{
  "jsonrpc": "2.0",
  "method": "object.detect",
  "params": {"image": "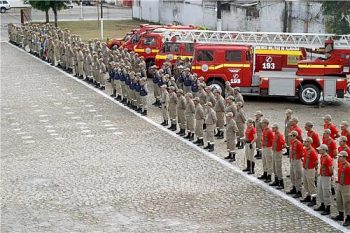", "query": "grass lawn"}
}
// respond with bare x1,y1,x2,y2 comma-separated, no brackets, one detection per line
56,20,143,42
